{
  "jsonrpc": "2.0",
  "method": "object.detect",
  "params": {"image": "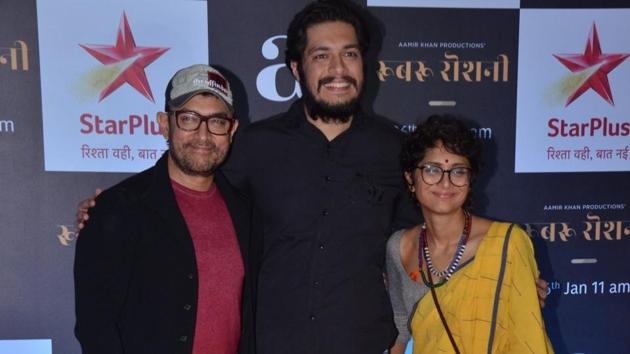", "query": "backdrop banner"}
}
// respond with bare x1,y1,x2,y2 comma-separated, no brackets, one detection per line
0,1,628,353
